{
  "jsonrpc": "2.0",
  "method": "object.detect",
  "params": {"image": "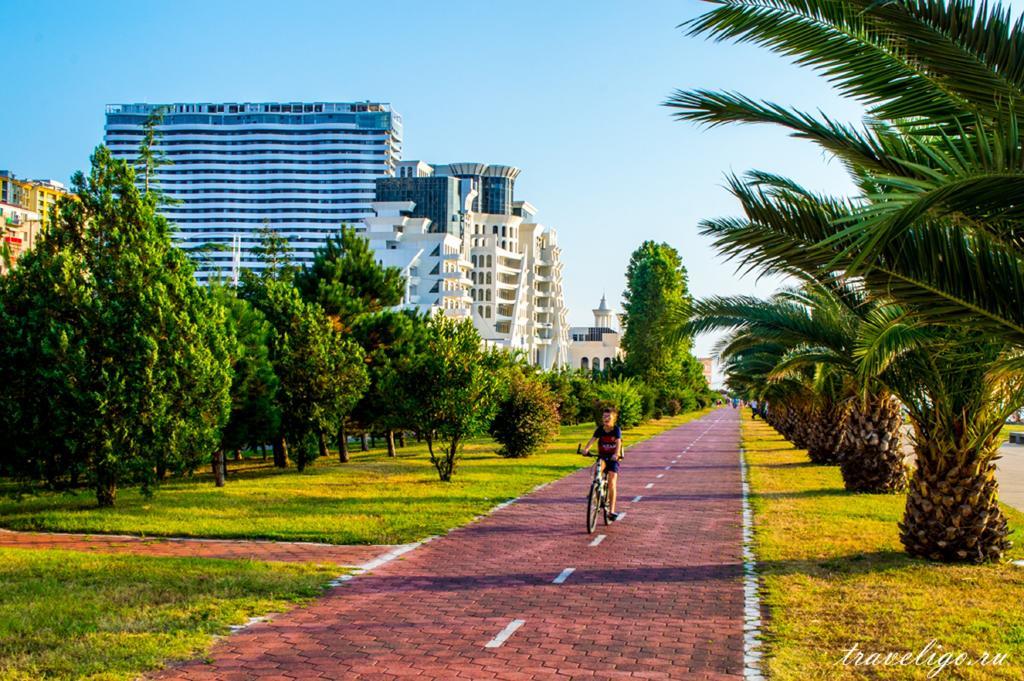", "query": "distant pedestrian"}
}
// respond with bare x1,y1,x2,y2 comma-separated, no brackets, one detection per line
750,399,759,420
